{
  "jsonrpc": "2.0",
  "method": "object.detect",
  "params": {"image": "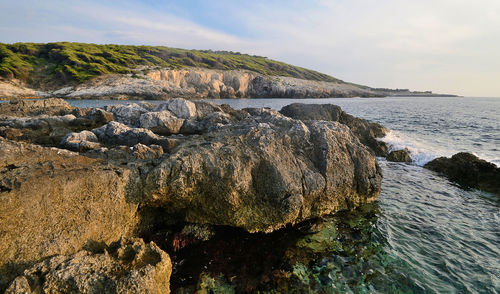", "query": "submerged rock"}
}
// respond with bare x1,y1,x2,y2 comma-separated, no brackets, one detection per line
142,108,382,232
387,149,412,163
424,152,500,194
279,103,389,156
5,238,172,294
